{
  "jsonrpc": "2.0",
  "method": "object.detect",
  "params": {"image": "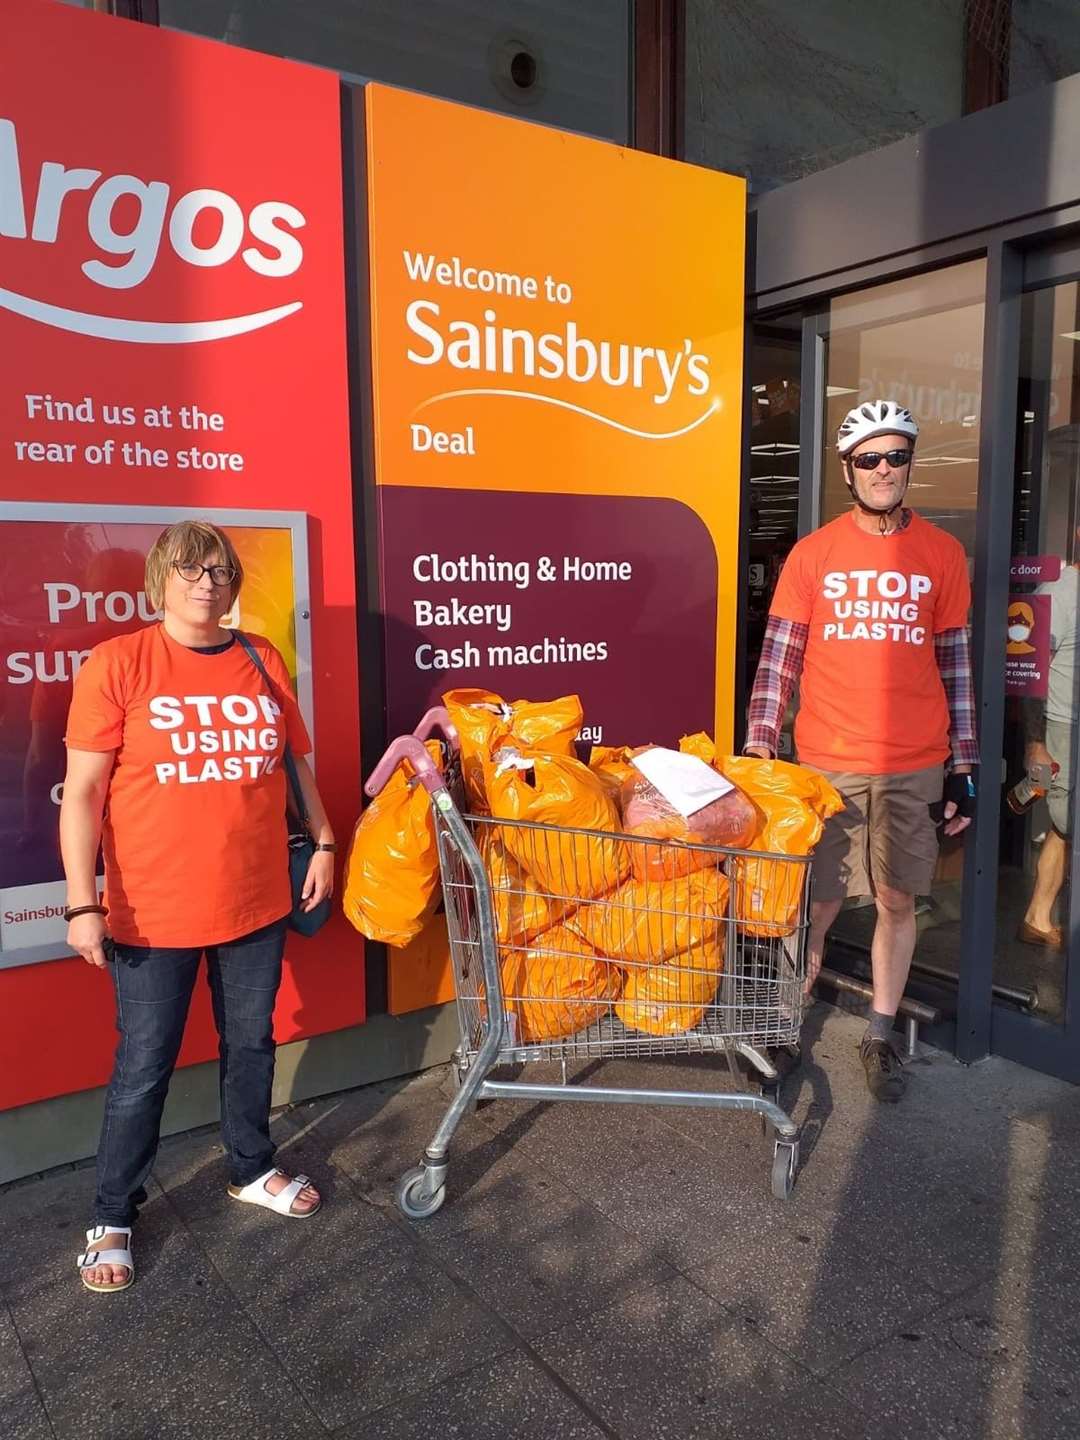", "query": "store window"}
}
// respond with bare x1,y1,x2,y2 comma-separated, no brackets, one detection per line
746,312,802,726
684,0,965,192
158,0,631,142
822,261,987,554
1010,0,1080,98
